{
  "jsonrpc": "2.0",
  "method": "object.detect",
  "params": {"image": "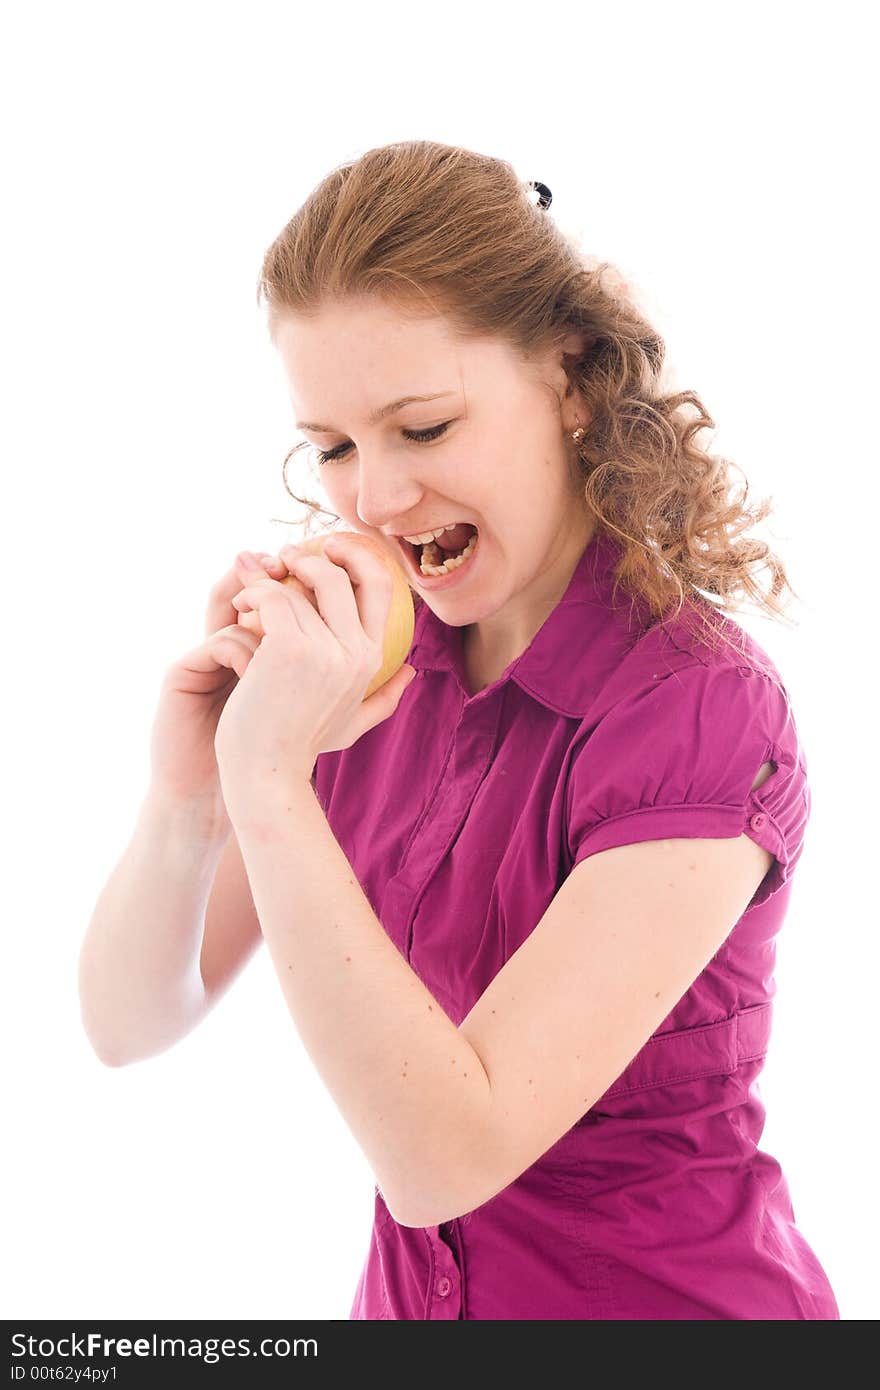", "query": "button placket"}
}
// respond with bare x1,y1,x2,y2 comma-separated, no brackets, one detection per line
425,1227,462,1319
398,698,503,963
